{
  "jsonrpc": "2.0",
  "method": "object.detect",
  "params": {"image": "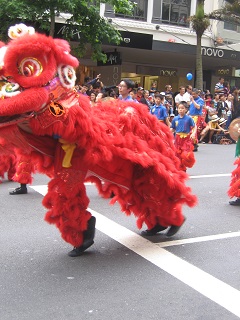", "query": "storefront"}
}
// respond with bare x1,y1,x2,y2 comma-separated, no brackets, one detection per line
54,23,240,93
95,40,240,93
